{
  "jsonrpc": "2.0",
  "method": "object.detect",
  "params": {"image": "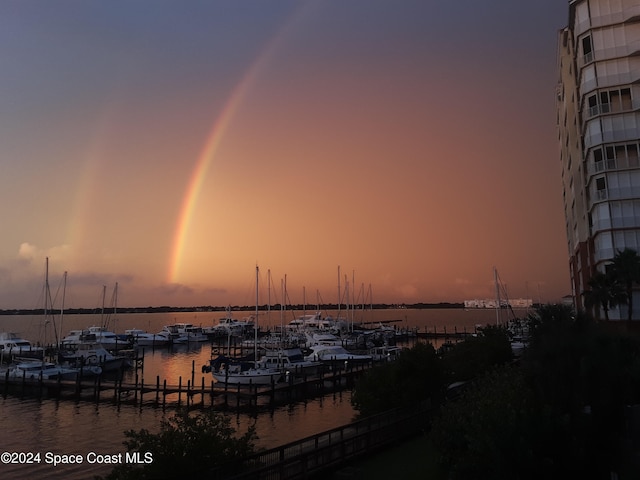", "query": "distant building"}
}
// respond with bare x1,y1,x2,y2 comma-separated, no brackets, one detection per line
557,0,640,319
463,299,533,309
